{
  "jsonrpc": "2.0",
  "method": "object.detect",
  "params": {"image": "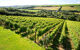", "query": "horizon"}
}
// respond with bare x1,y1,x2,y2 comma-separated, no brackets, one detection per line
0,3,80,6
0,0,80,6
